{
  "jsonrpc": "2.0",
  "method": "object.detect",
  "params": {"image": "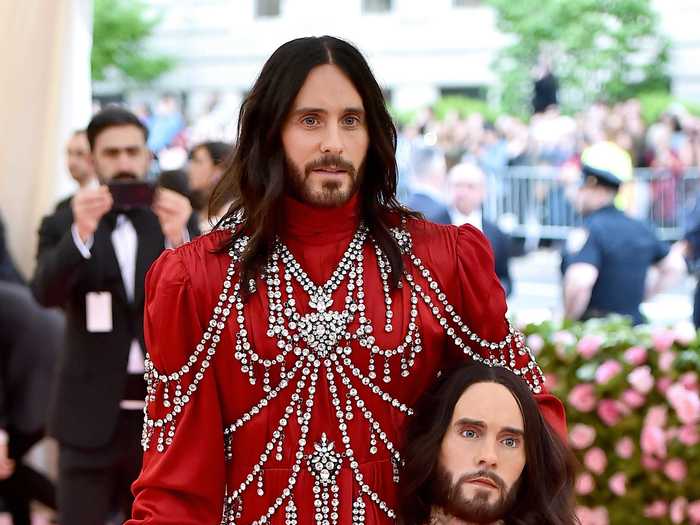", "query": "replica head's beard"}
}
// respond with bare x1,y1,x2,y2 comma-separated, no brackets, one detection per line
285,153,363,207
429,463,519,524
